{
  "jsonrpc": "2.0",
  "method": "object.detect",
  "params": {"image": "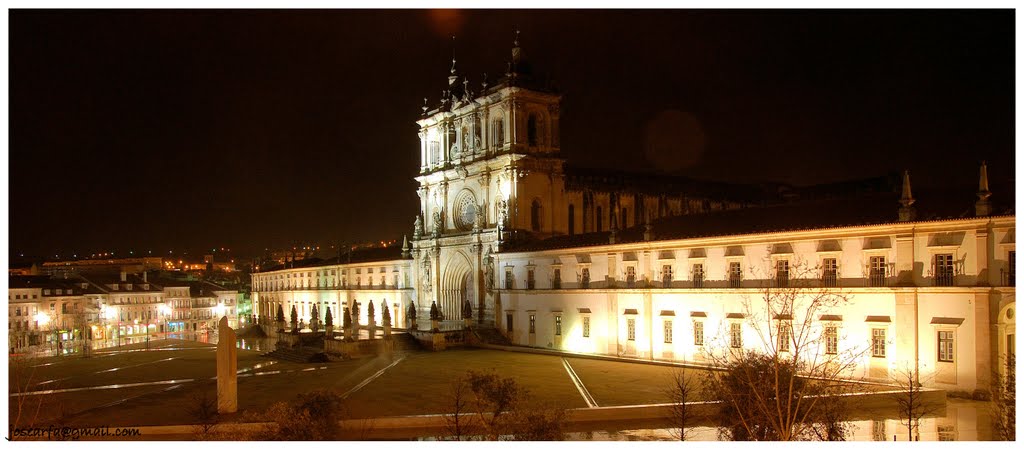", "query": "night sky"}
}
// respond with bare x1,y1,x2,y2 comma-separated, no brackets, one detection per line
9,10,1015,260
